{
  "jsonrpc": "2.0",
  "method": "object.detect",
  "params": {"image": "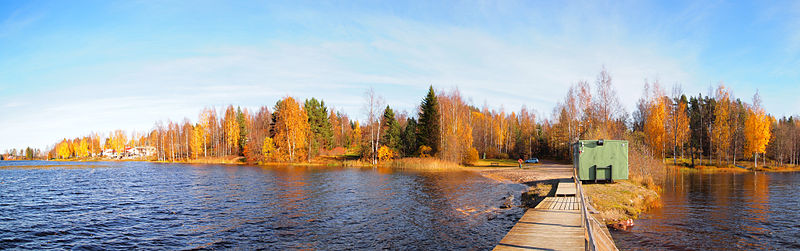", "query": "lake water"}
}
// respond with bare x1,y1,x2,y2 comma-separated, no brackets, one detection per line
612,169,800,250
0,161,525,250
